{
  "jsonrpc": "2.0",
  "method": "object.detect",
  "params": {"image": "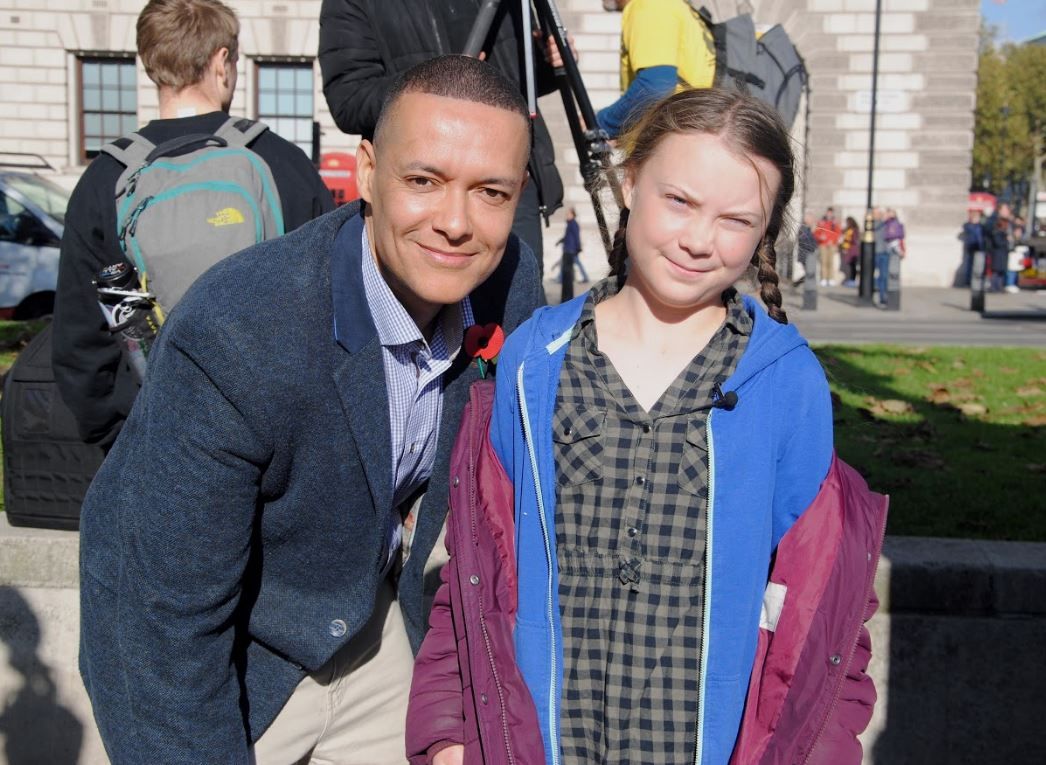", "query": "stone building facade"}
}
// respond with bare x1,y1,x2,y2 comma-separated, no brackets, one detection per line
0,0,980,286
